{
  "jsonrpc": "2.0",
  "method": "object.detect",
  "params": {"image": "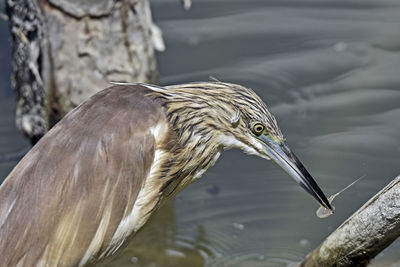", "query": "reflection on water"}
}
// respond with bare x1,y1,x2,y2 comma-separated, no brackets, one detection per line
1,0,400,266
100,201,212,267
